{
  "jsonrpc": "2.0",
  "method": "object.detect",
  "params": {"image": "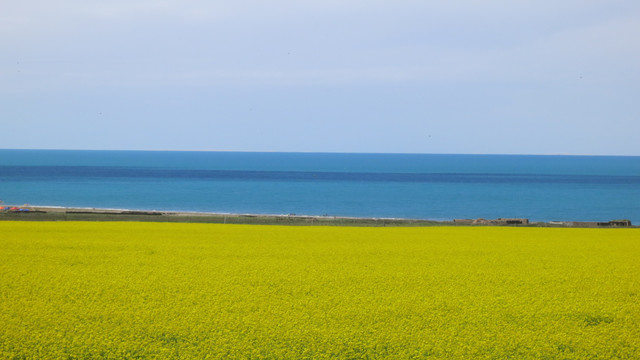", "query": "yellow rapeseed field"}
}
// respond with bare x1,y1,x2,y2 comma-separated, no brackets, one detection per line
1,221,639,359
